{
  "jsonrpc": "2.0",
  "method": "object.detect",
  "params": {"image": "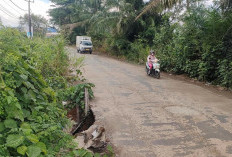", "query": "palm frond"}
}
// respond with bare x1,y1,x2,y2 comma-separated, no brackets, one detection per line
135,0,160,21
62,20,88,32
135,0,182,21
